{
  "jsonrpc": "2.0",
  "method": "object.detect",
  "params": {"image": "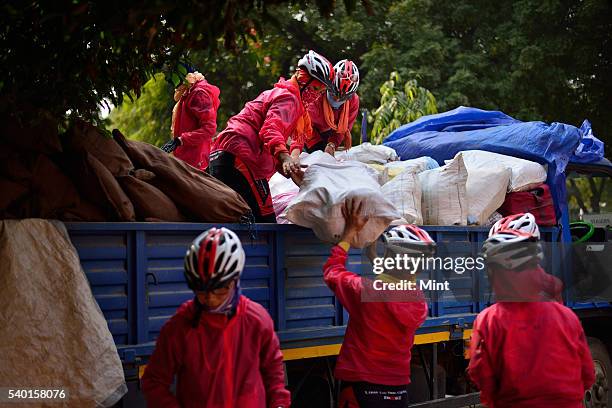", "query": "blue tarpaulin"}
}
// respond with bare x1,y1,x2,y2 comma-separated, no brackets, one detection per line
382,107,605,242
